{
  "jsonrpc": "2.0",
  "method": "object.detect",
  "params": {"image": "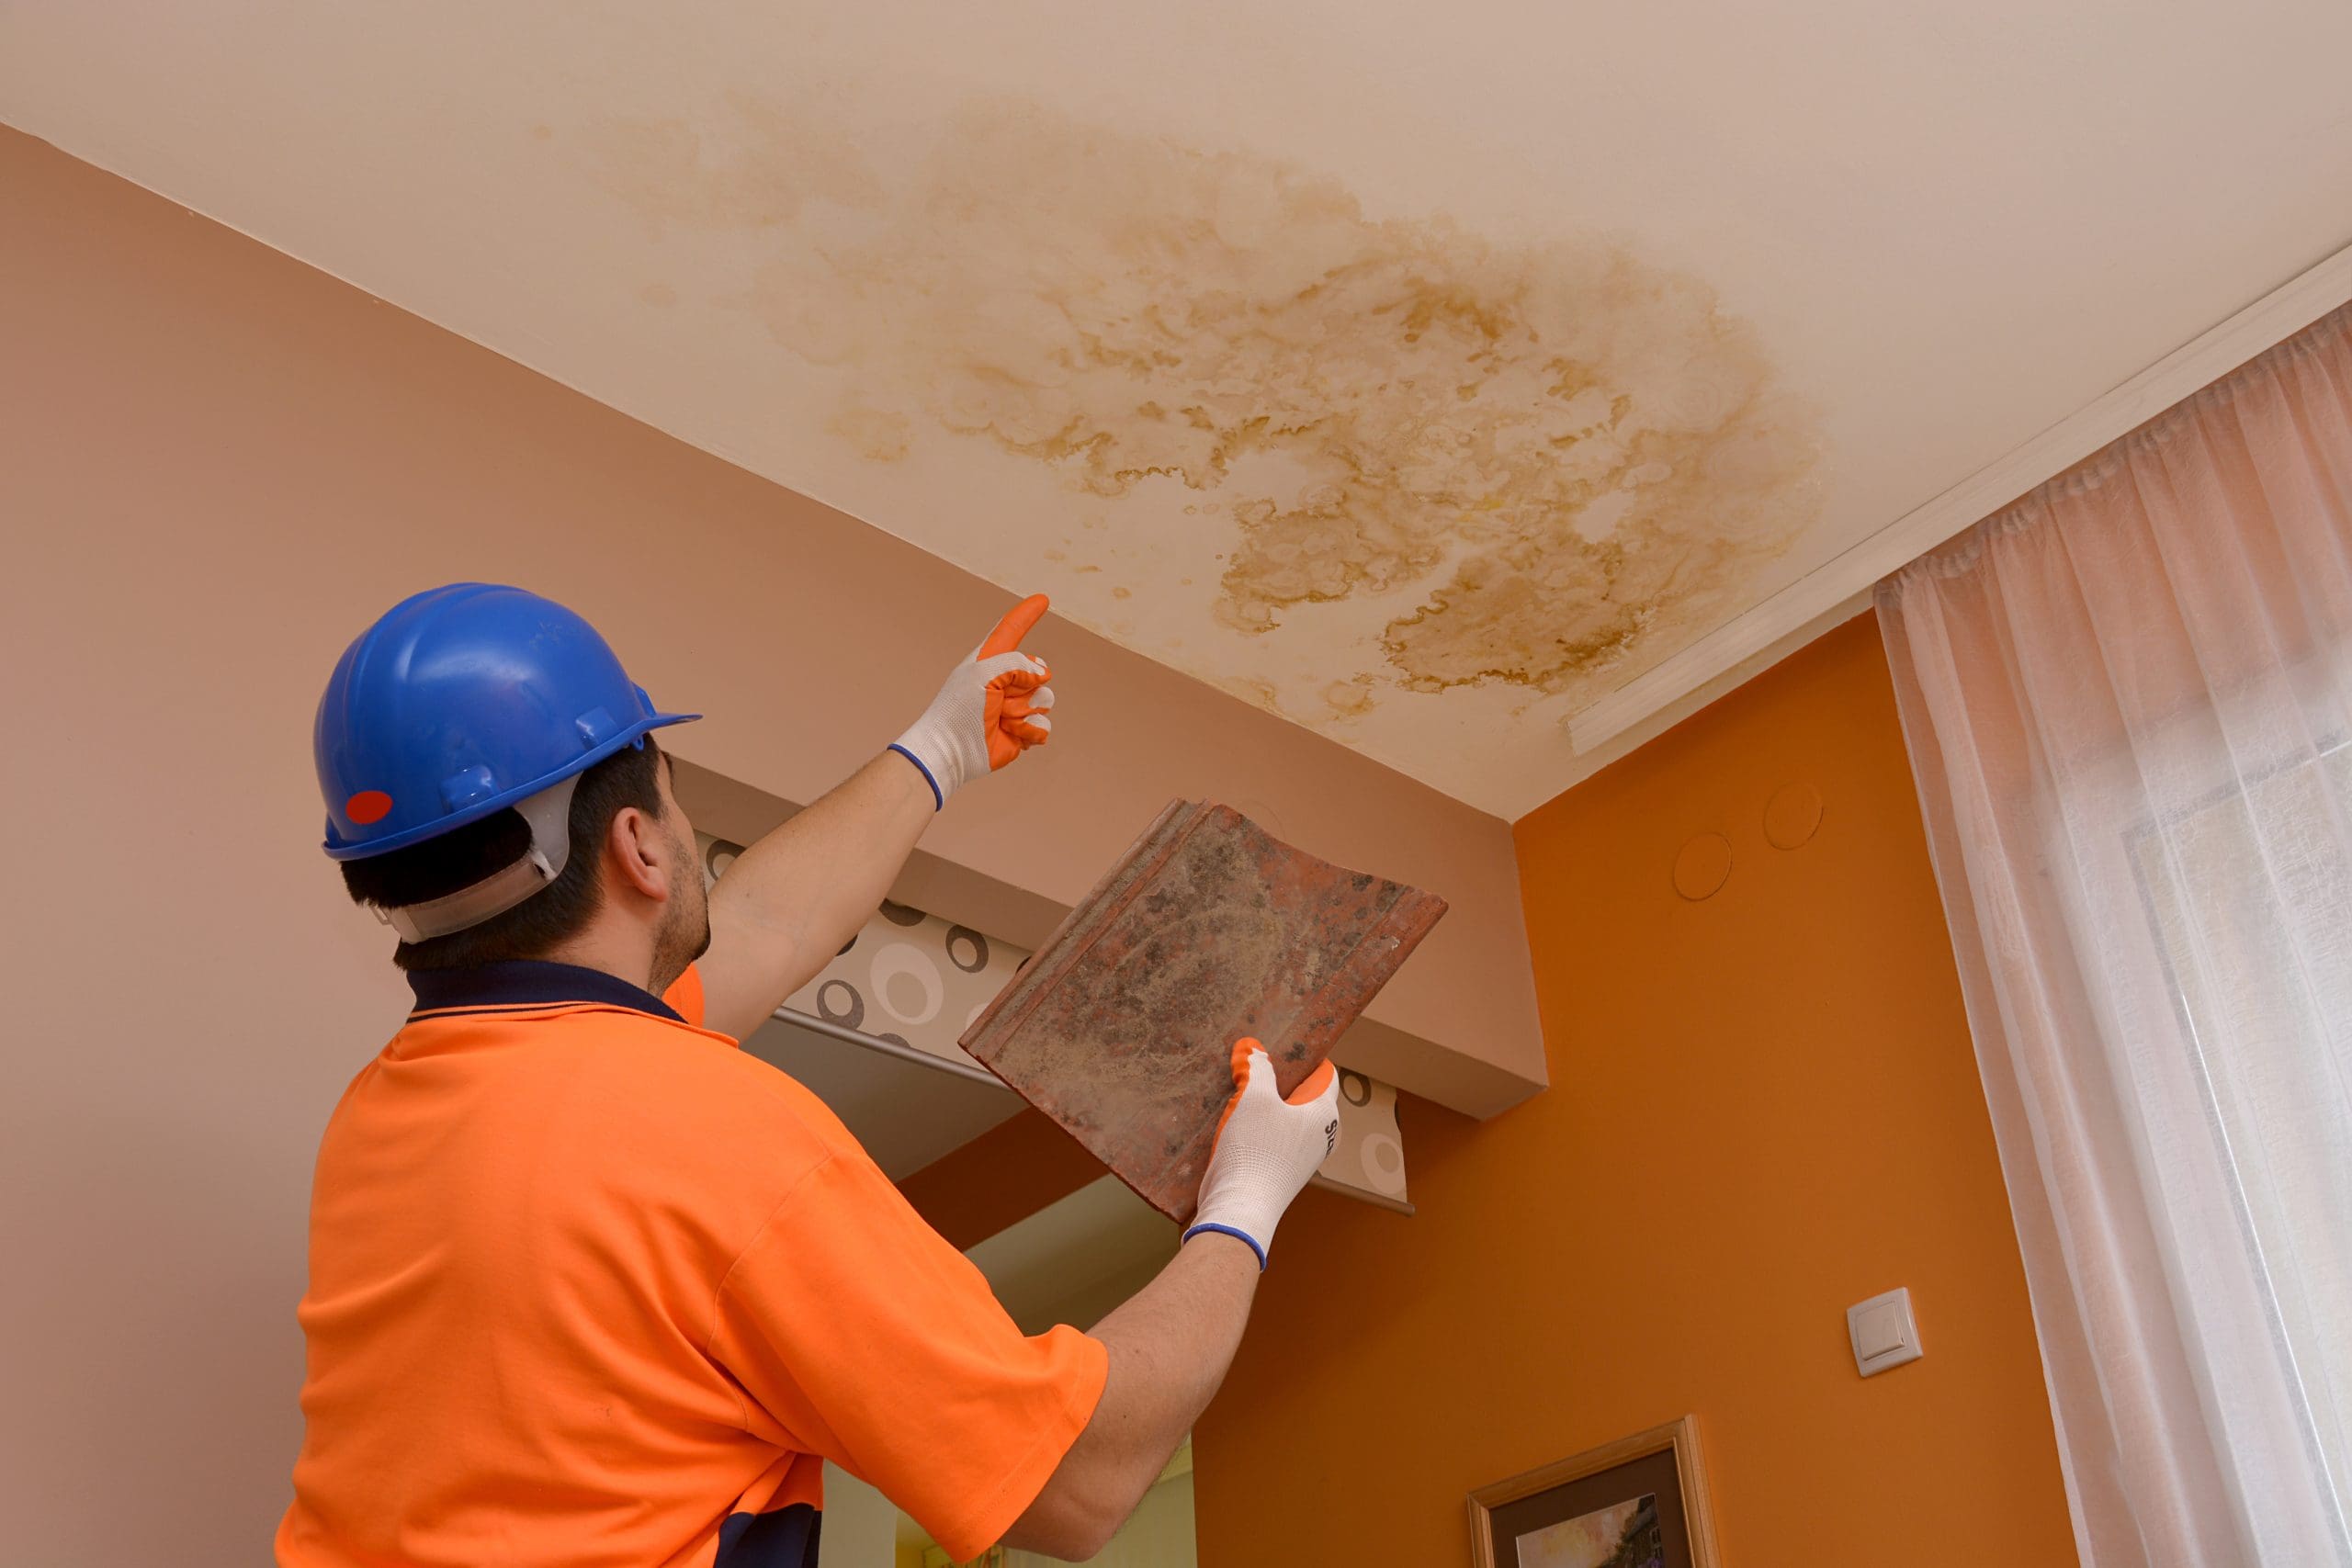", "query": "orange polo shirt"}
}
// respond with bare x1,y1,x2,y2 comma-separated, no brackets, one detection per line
277,961,1105,1568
